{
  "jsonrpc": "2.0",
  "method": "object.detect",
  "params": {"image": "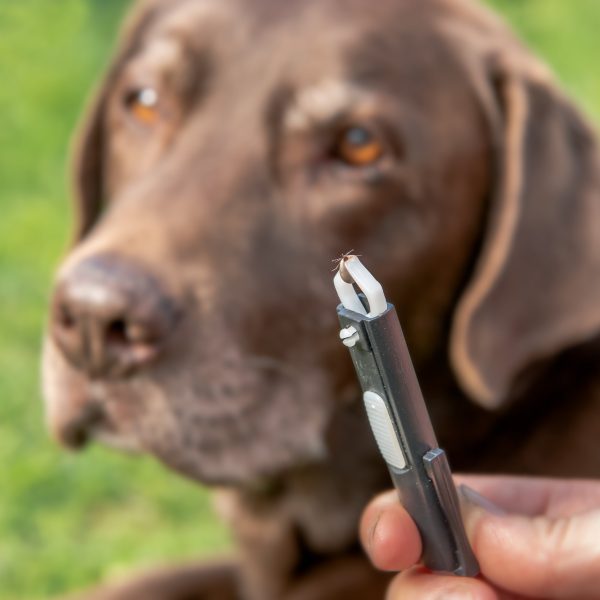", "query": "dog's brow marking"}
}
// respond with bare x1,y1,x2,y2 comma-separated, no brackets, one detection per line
285,80,363,130
161,0,230,37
